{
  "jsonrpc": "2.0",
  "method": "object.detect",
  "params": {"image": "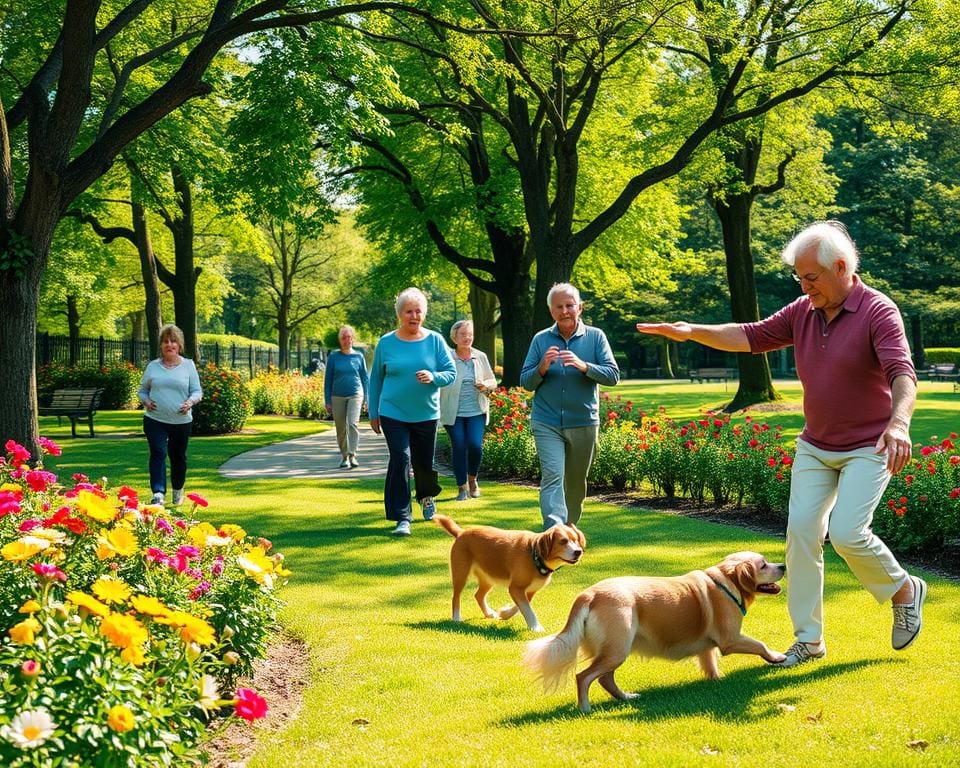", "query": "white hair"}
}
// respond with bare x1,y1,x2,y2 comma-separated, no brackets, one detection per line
395,287,428,318
449,319,473,343
547,282,581,306
781,220,859,273
338,325,355,339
